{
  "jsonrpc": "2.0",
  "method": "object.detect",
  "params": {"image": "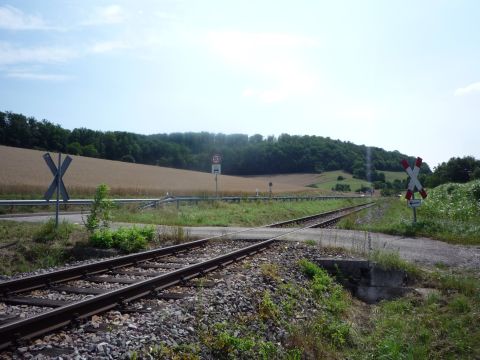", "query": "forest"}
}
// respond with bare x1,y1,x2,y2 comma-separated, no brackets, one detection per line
1,110,429,183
